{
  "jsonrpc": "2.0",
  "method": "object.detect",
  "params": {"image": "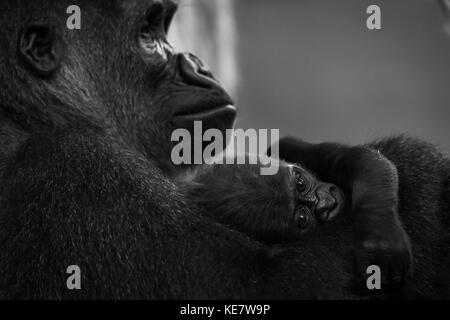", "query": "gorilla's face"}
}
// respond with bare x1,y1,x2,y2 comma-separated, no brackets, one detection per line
13,0,236,169
289,164,345,233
